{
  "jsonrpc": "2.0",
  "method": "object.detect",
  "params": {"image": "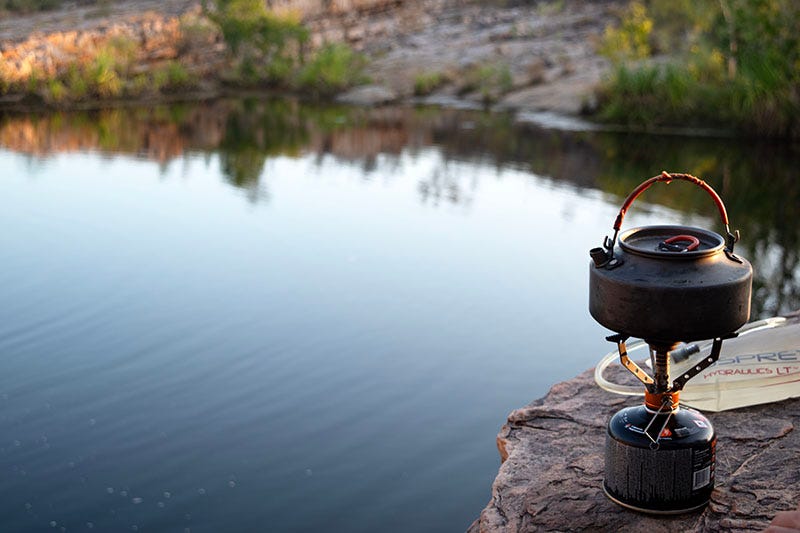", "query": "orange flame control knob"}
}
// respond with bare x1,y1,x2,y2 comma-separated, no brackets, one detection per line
644,390,680,411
